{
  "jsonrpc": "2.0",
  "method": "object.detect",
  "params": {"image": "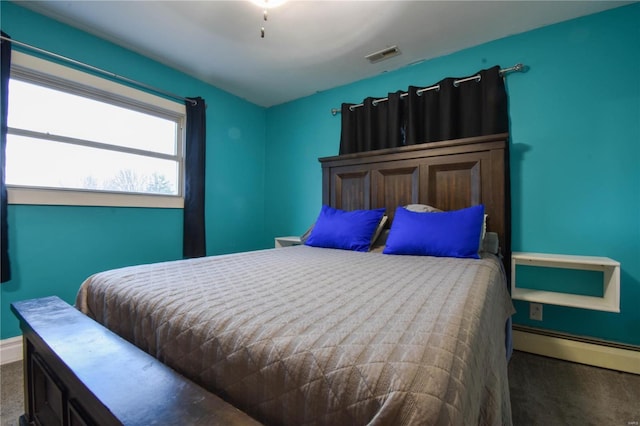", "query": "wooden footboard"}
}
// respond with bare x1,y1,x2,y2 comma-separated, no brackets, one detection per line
11,296,262,426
